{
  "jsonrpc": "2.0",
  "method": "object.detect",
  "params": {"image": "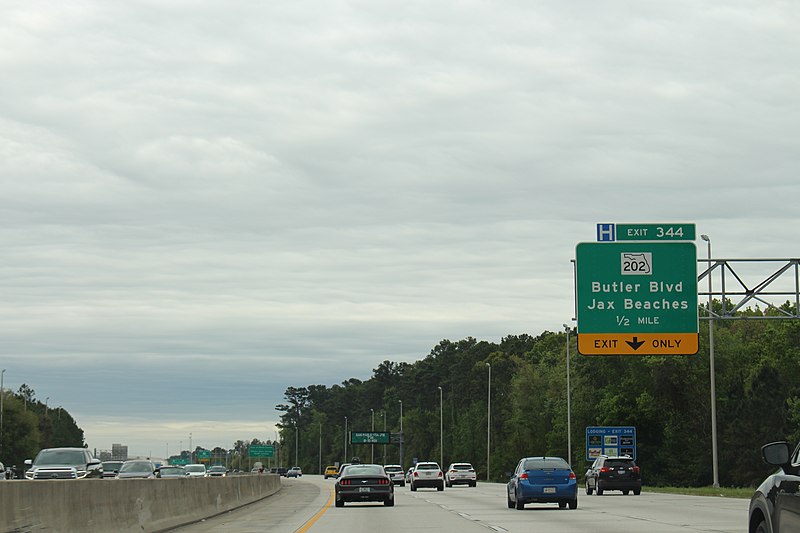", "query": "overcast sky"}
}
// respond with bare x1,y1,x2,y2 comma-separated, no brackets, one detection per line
2,1,798,458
